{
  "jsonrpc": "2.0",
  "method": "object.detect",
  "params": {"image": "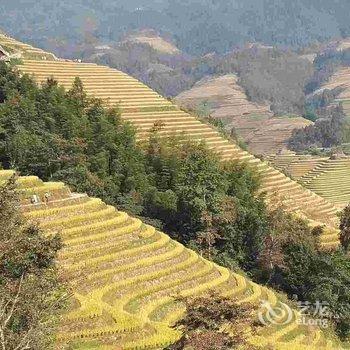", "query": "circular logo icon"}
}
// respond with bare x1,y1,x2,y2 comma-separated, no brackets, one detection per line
258,300,294,326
